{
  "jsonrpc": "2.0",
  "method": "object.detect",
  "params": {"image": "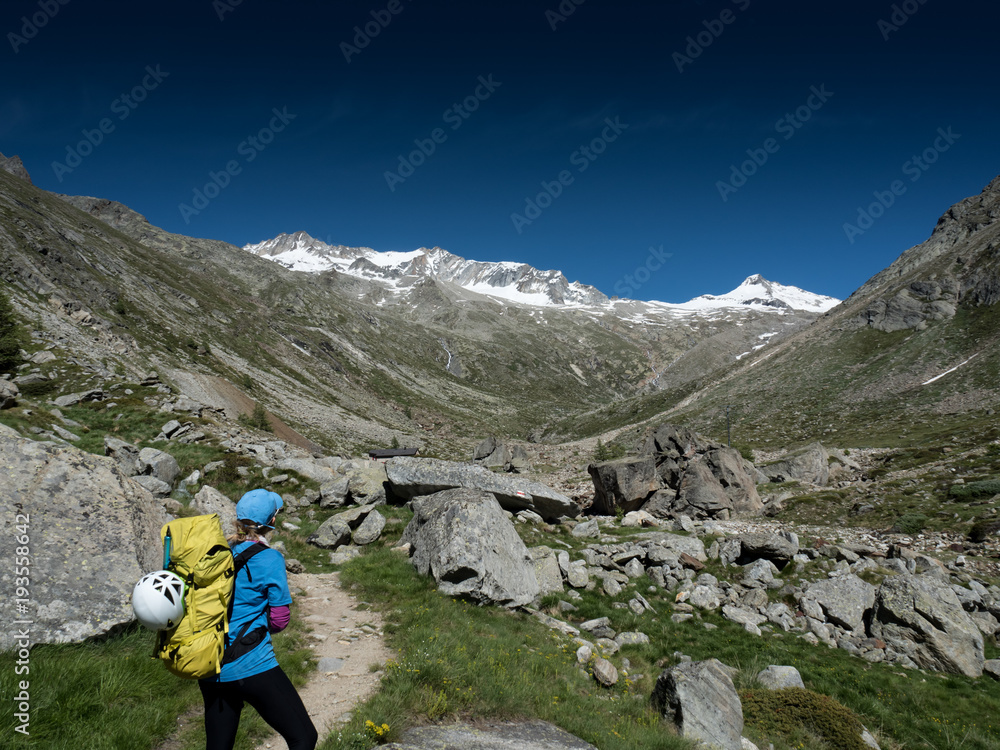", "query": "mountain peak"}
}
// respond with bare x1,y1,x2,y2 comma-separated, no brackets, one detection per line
0,152,32,184
677,274,840,313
